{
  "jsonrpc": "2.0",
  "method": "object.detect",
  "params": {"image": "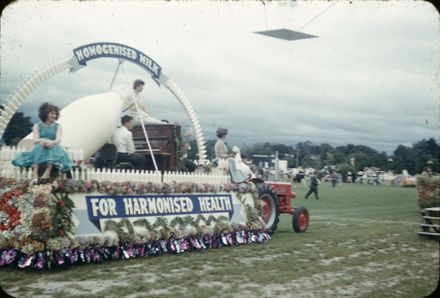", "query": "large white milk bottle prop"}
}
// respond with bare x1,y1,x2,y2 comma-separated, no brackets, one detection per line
18,86,131,159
